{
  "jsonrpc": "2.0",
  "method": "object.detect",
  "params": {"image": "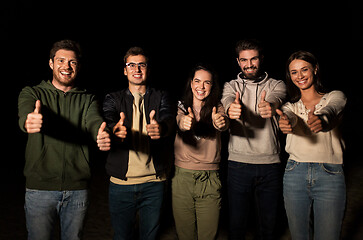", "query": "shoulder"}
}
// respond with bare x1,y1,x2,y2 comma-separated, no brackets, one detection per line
325,90,346,100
